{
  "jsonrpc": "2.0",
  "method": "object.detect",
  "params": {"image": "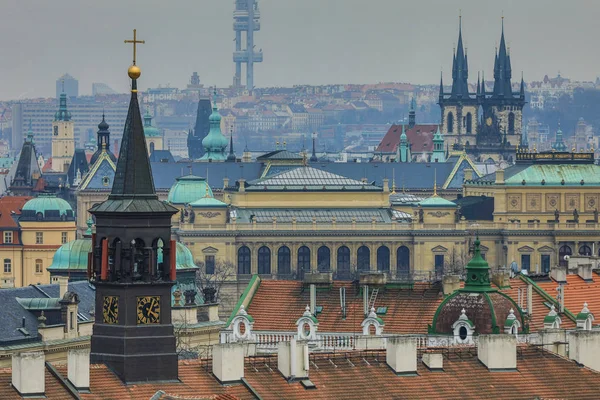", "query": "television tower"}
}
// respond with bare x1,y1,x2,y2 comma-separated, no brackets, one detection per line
233,0,263,92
